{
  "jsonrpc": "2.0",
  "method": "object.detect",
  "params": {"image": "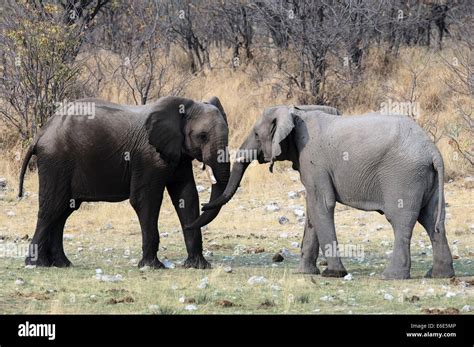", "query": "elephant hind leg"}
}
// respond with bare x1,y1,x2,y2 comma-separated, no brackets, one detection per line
48,208,77,267
418,199,454,278
27,206,72,267
381,214,417,280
